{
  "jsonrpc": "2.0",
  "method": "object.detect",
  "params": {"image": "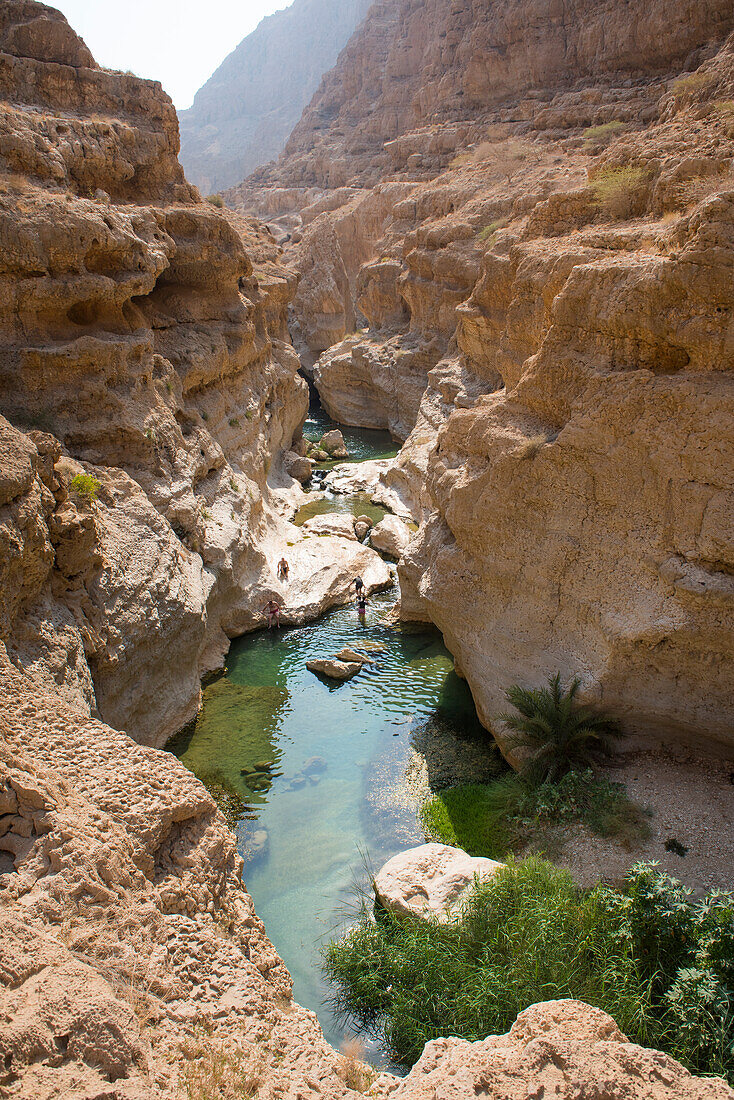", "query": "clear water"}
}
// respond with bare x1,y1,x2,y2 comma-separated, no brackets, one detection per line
170,406,488,1068
303,395,399,464
171,592,486,1066
293,491,388,528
